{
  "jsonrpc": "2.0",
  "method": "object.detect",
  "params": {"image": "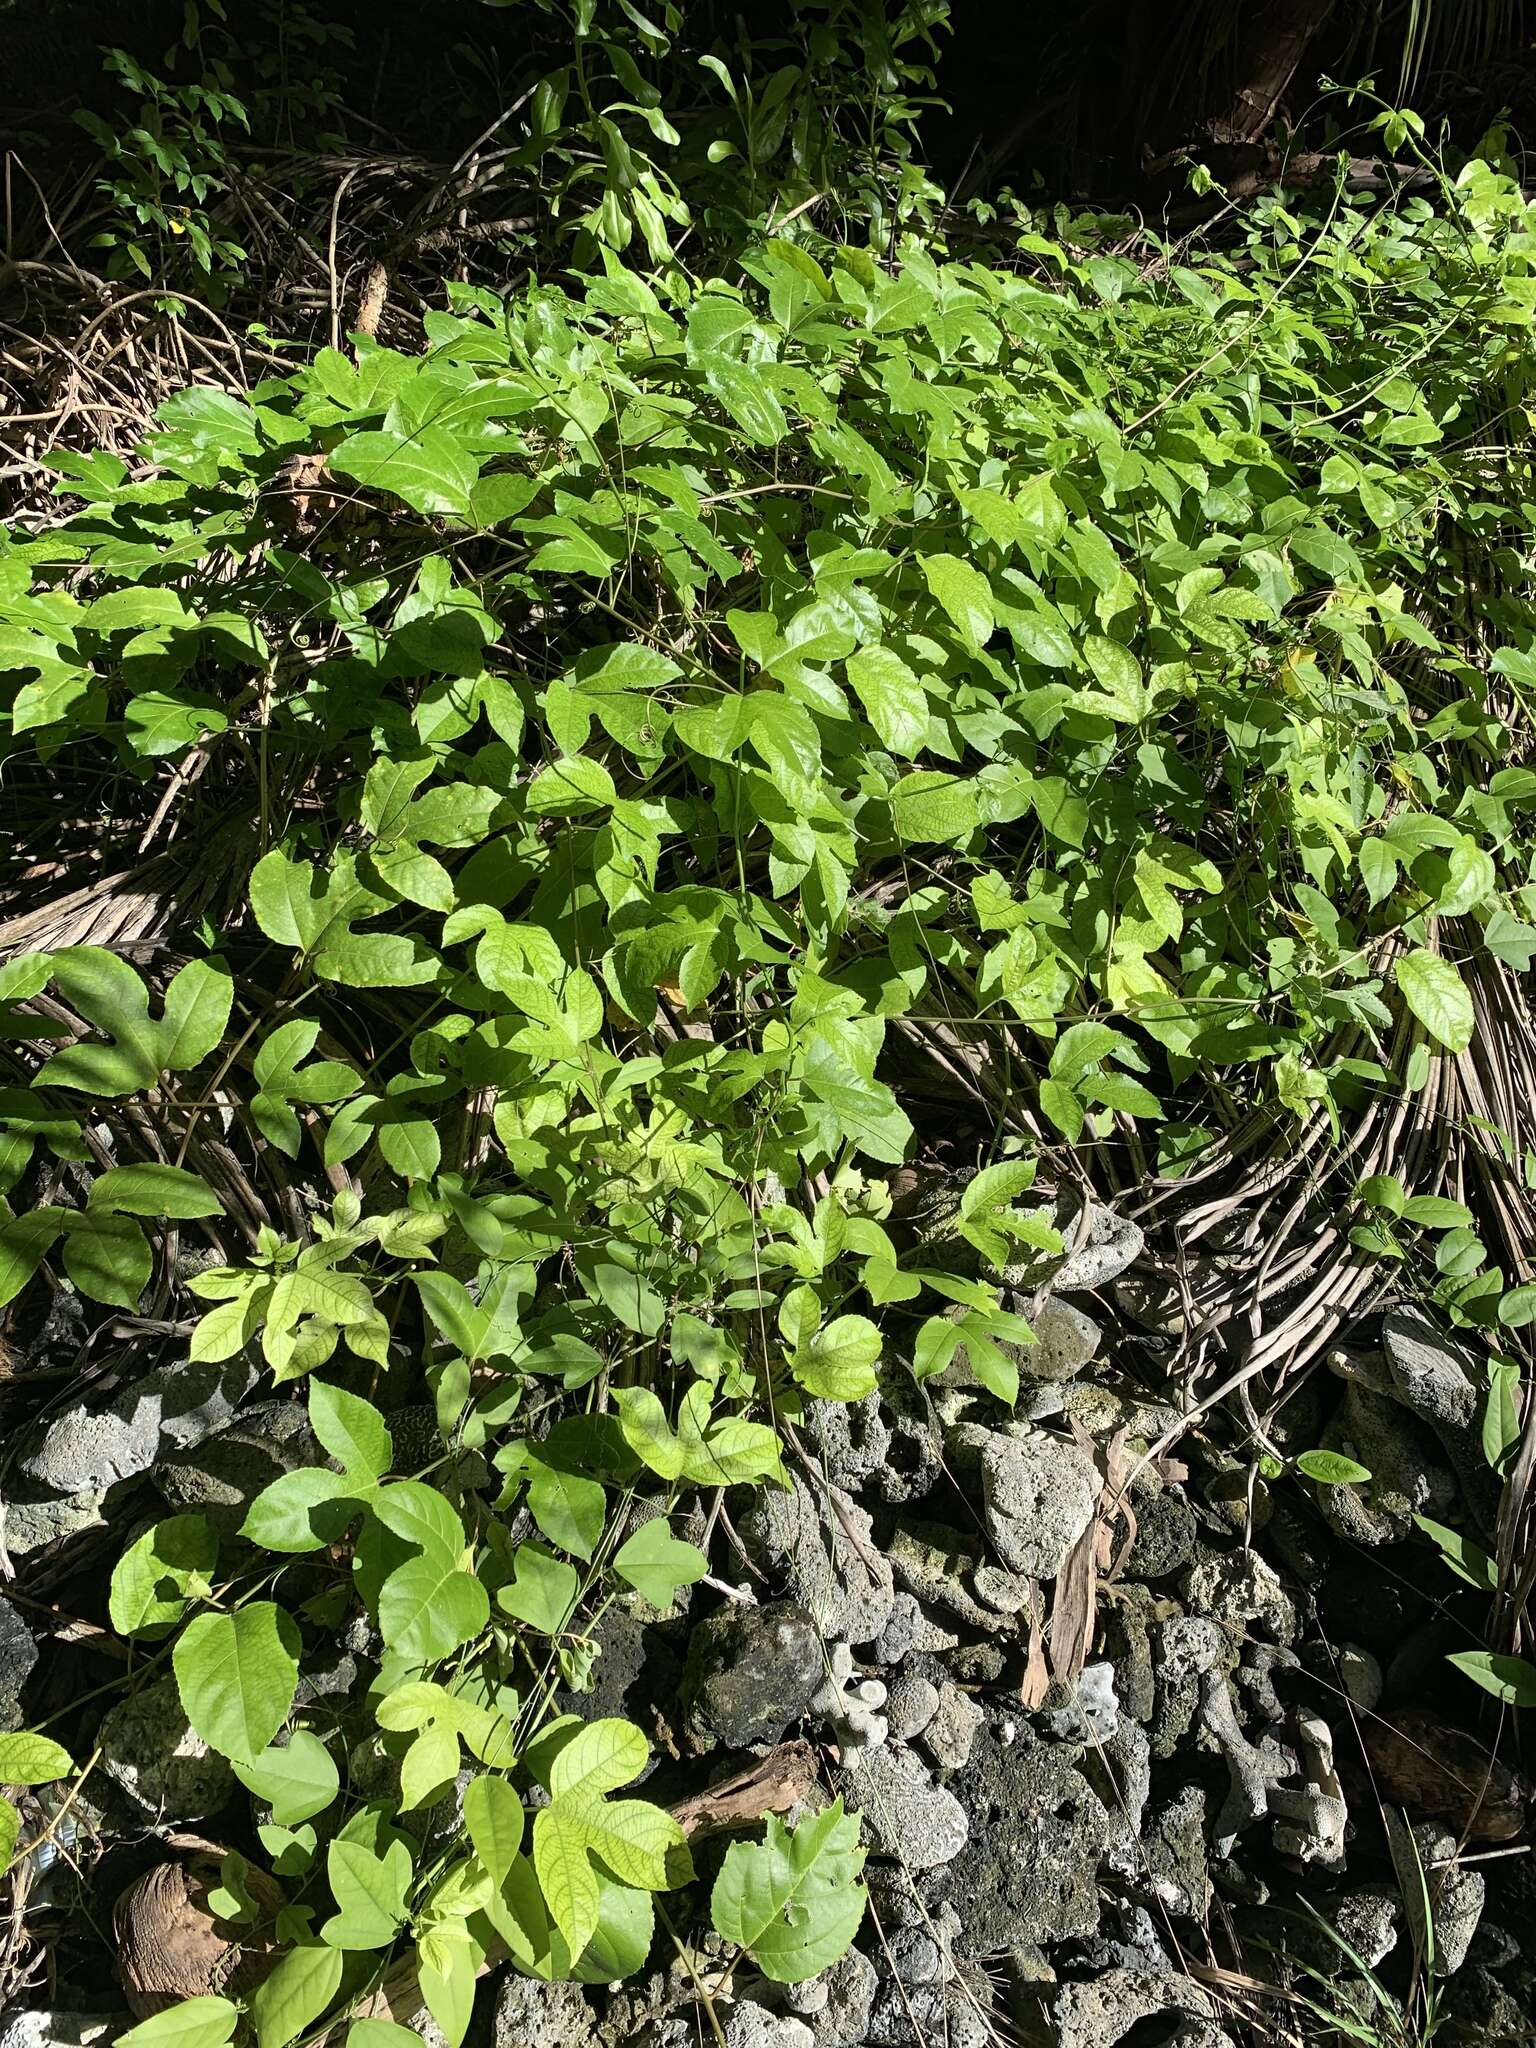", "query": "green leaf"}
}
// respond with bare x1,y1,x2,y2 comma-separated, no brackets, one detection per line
0,1732,72,1785
415,1270,488,1357
309,1379,392,1483
888,769,979,846
173,1603,301,1764
322,1834,413,1948
377,1555,489,1664
611,1519,708,1608
60,1208,150,1308
371,843,456,913
956,484,1027,553
400,1722,461,1810
1446,1651,1536,1708
1014,471,1066,544
1414,1516,1498,1593
1395,949,1474,1053
125,690,227,757
1296,1449,1373,1486
88,1163,222,1218
118,1999,241,2048
1483,908,1536,970
1359,838,1399,908
110,1514,218,1638
527,756,618,816
801,1040,913,1165
370,1480,467,1565
532,1719,691,1958
1038,1077,1083,1142
464,1773,525,1884
0,1211,65,1312
233,1731,341,1825
576,1874,655,1983
36,948,162,1094
497,1543,580,1636
241,1467,360,1552
1435,1227,1485,1279
330,427,479,516
530,1803,601,1961
526,1457,607,1561
157,386,264,456
160,958,235,1070
576,1251,666,1337
701,358,786,446
1484,1358,1522,1469
416,1924,479,2047
845,645,928,756
919,554,993,654
792,1314,880,1401
1438,840,1496,917
1077,635,1147,721
1400,1195,1475,1229
249,1943,345,2048
248,849,343,953
711,1800,867,1982
611,1382,785,1488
